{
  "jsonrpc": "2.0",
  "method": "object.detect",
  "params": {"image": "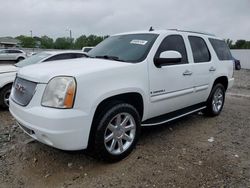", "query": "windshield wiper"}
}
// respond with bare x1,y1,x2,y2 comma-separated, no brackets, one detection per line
95,55,126,62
